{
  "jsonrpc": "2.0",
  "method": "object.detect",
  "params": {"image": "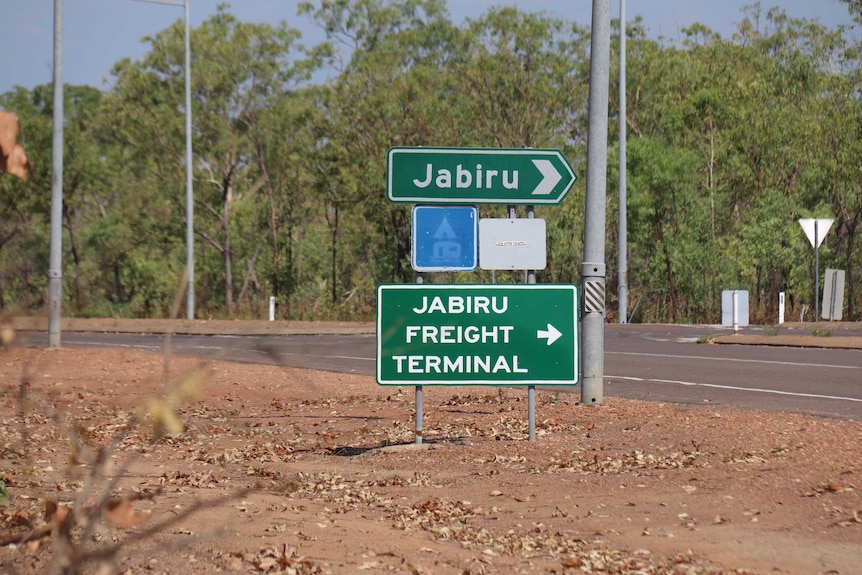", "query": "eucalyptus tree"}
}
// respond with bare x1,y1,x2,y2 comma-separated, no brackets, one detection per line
302,0,464,294
612,4,861,322
618,28,732,321
0,85,117,315
104,6,319,316
0,87,52,311
453,8,591,285
725,6,861,320
247,86,328,317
